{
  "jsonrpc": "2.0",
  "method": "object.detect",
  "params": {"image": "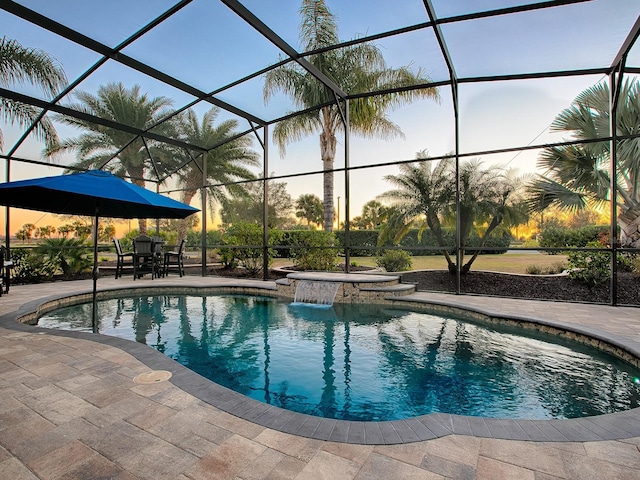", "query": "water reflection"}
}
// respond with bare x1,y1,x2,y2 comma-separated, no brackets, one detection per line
38,295,640,421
